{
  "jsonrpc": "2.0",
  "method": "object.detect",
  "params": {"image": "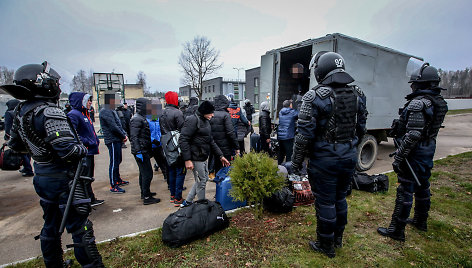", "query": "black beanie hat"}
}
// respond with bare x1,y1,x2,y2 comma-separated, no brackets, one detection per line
198,100,215,115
